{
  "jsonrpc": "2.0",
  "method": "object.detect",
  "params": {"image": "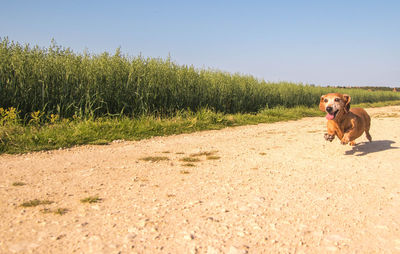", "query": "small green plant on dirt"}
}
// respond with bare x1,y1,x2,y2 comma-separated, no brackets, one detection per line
41,208,69,215
190,151,212,157
182,163,196,167
12,181,26,186
80,196,102,204
190,150,218,157
20,199,53,207
53,208,69,215
206,155,221,160
140,156,169,162
180,157,200,163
